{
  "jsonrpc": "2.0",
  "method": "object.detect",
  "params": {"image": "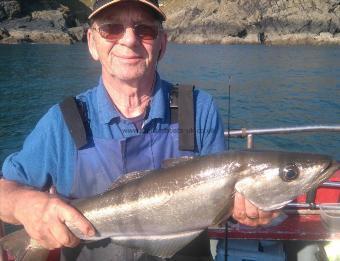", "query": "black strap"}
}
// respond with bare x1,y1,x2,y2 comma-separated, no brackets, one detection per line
60,85,195,151
170,86,179,124
59,97,88,150
178,85,195,151
170,84,196,151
